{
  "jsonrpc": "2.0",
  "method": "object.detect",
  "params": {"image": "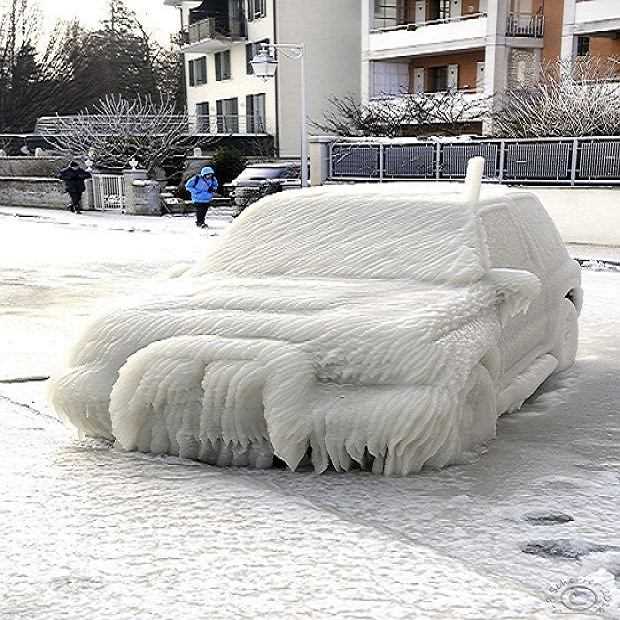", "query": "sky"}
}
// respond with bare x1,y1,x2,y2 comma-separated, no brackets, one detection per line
35,0,180,45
